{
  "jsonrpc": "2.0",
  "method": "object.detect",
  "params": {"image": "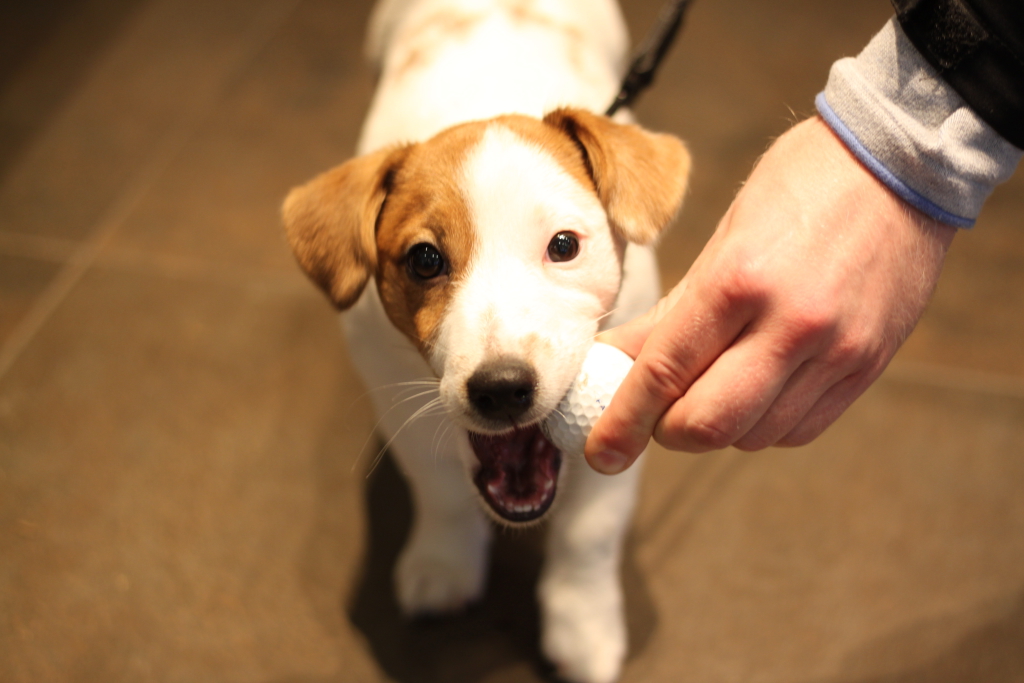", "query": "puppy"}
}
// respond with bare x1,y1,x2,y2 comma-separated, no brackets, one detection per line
283,1,689,681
